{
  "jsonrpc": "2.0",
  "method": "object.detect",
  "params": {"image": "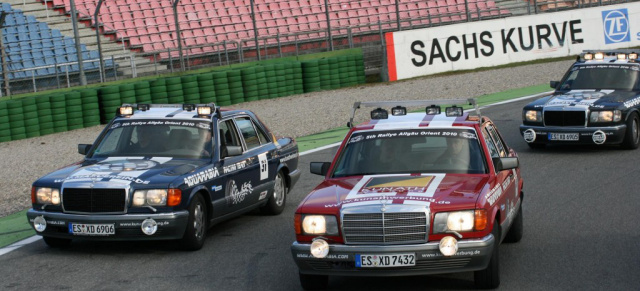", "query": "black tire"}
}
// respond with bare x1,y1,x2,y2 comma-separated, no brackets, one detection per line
180,194,208,251
42,236,71,248
504,201,523,243
474,220,500,289
260,171,287,215
299,272,328,290
621,113,640,150
527,143,545,149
